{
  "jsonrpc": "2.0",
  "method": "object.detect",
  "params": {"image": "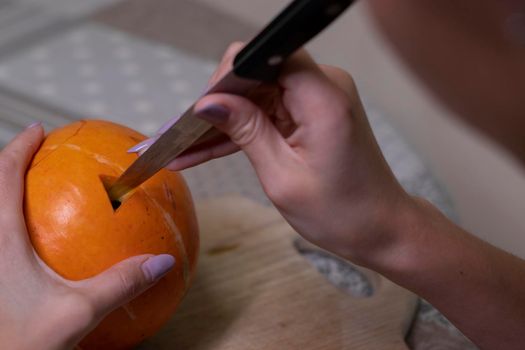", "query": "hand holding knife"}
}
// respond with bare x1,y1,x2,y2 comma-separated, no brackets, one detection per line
109,0,355,201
